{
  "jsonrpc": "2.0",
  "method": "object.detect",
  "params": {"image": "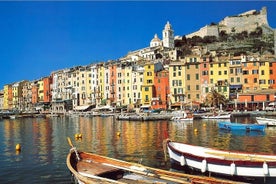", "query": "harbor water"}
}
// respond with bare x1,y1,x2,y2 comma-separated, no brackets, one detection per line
1,115,276,183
